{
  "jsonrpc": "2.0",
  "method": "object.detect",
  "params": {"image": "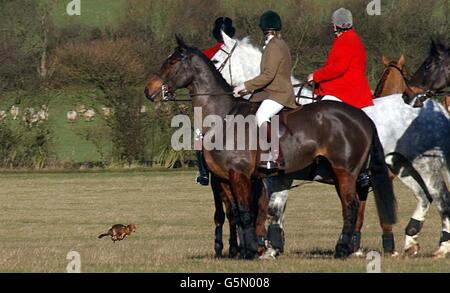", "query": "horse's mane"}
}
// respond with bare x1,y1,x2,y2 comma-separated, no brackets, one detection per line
236,37,262,55
430,38,450,55
186,46,233,92
374,61,399,97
